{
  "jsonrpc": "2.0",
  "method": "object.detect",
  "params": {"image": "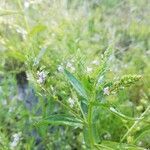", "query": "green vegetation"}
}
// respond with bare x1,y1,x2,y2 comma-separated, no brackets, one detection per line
0,0,149,149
